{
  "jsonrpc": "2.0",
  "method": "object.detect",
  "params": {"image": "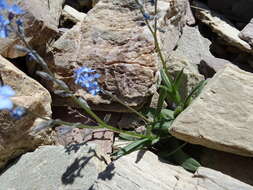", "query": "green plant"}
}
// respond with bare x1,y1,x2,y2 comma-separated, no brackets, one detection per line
0,0,207,172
